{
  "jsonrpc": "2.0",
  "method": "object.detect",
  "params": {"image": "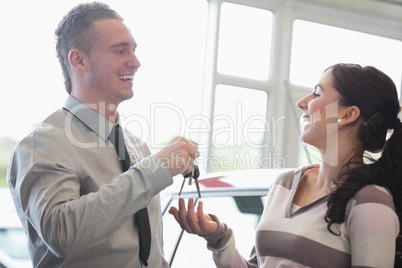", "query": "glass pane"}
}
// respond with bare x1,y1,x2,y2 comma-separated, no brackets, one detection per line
209,85,268,172
290,20,402,94
217,3,273,80
121,0,208,152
